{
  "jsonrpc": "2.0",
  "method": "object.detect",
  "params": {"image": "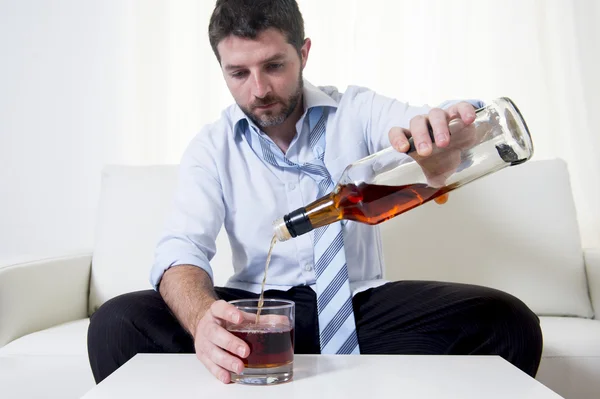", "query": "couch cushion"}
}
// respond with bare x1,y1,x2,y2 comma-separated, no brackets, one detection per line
536,316,600,399
0,319,90,356
88,165,234,314
381,159,593,318
539,316,600,358
90,160,593,318
0,319,94,398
